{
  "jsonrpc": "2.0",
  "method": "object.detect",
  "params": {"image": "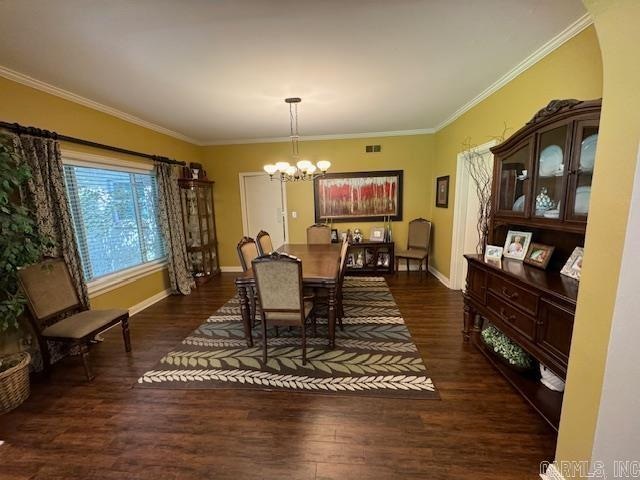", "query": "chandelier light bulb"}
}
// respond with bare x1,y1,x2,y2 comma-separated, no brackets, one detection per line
263,164,278,175
285,165,298,176
297,160,312,172
275,161,290,172
306,164,317,174
317,160,331,172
